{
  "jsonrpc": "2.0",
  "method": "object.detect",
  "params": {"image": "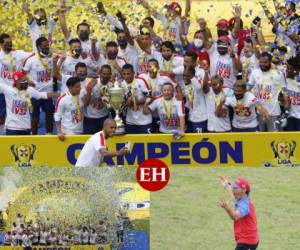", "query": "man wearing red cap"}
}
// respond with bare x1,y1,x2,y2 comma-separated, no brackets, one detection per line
0,71,58,135
137,0,191,54
218,176,259,250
